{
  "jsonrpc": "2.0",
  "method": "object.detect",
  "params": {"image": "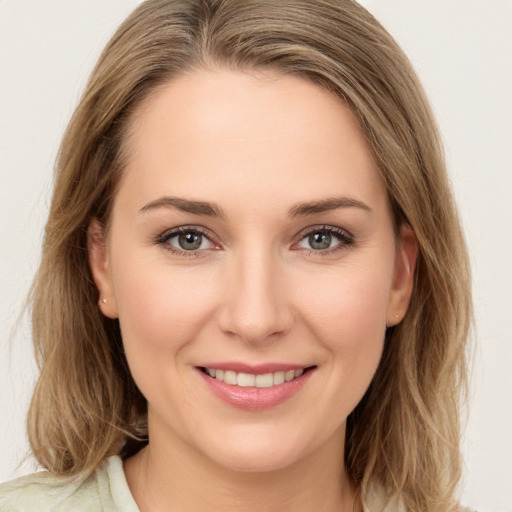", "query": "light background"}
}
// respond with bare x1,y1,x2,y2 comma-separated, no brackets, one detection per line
0,1,510,510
